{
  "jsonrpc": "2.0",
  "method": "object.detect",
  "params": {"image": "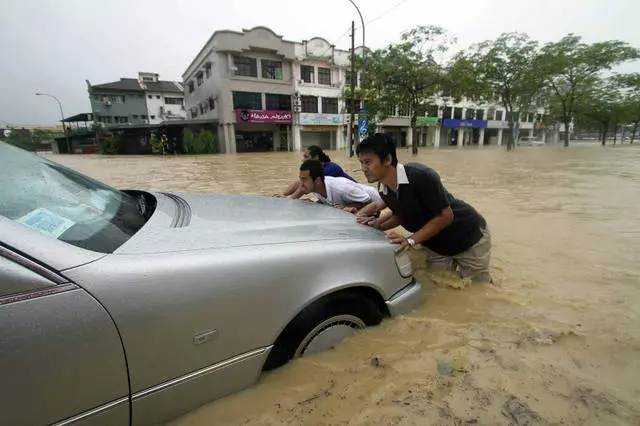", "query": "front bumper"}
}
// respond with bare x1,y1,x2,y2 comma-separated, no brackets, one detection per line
385,278,423,317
